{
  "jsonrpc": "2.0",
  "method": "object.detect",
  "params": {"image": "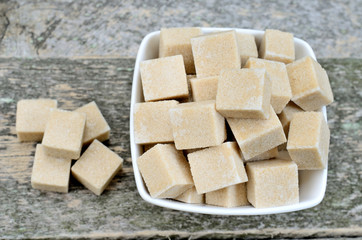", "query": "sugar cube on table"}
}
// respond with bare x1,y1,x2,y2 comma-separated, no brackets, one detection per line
245,57,292,114
169,100,226,150
227,107,286,160
75,101,110,145
190,76,218,102
137,144,193,198
31,144,71,193
159,27,202,74
259,29,295,64
71,140,123,195
42,109,86,159
205,183,249,208
140,55,188,102
246,159,299,208
134,100,179,144
16,99,57,142
287,112,330,170
216,68,271,119
191,30,240,78
188,142,248,194
287,56,334,111
278,101,305,136
174,186,204,204
236,33,258,67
